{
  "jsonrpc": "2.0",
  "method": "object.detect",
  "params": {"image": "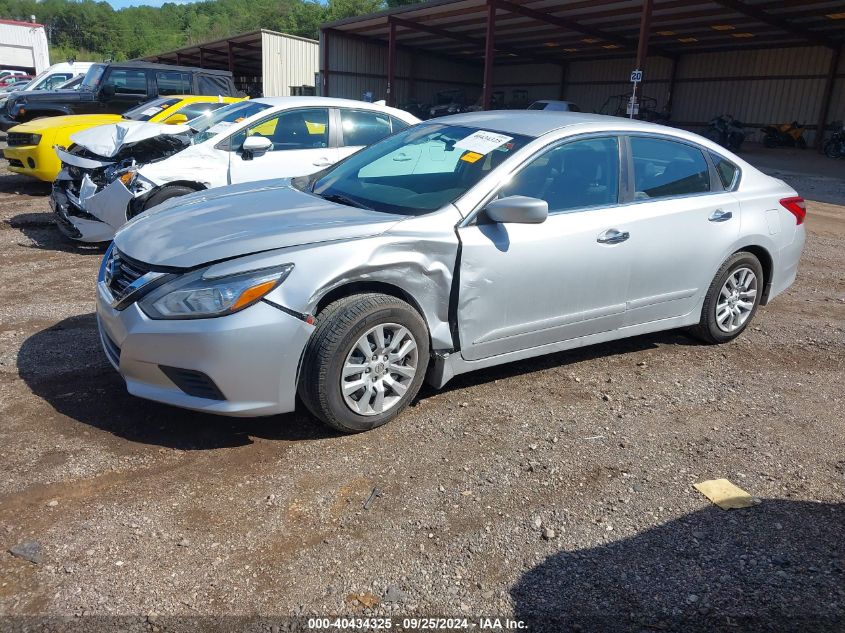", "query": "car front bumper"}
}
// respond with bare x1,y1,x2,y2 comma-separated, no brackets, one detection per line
50,178,135,243
96,279,315,417
3,142,60,182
